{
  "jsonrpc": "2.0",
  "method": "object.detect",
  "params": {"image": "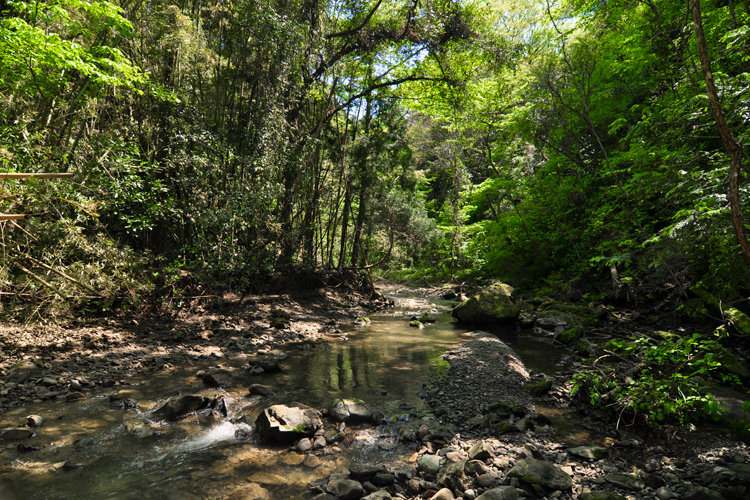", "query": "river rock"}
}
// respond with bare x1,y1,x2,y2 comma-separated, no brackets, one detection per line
418,454,442,474
202,369,233,388
125,420,165,439
349,463,383,482
452,283,520,326
431,489,455,500
684,486,727,500
255,404,322,443
371,473,395,486
2,428,34,439
328,477,364,500
8,359,39,384
568,445,609,460
655,487,676,500
469,440,495,460
605,471,645,491
247,355,282,373
26,415,44,428
297,438,313,452
362,491,391,500
507,459,573,490
154,395,209,420
249,384,275,397
329,399,376,424
475,486,519,500
437,459,470,491
578,493,627,500
66,392,87,402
